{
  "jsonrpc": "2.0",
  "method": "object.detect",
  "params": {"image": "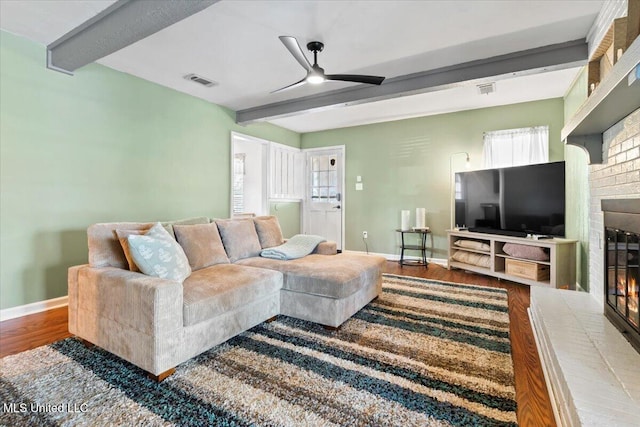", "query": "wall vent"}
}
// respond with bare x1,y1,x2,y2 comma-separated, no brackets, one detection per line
184,73,217,87
477,82,496,95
